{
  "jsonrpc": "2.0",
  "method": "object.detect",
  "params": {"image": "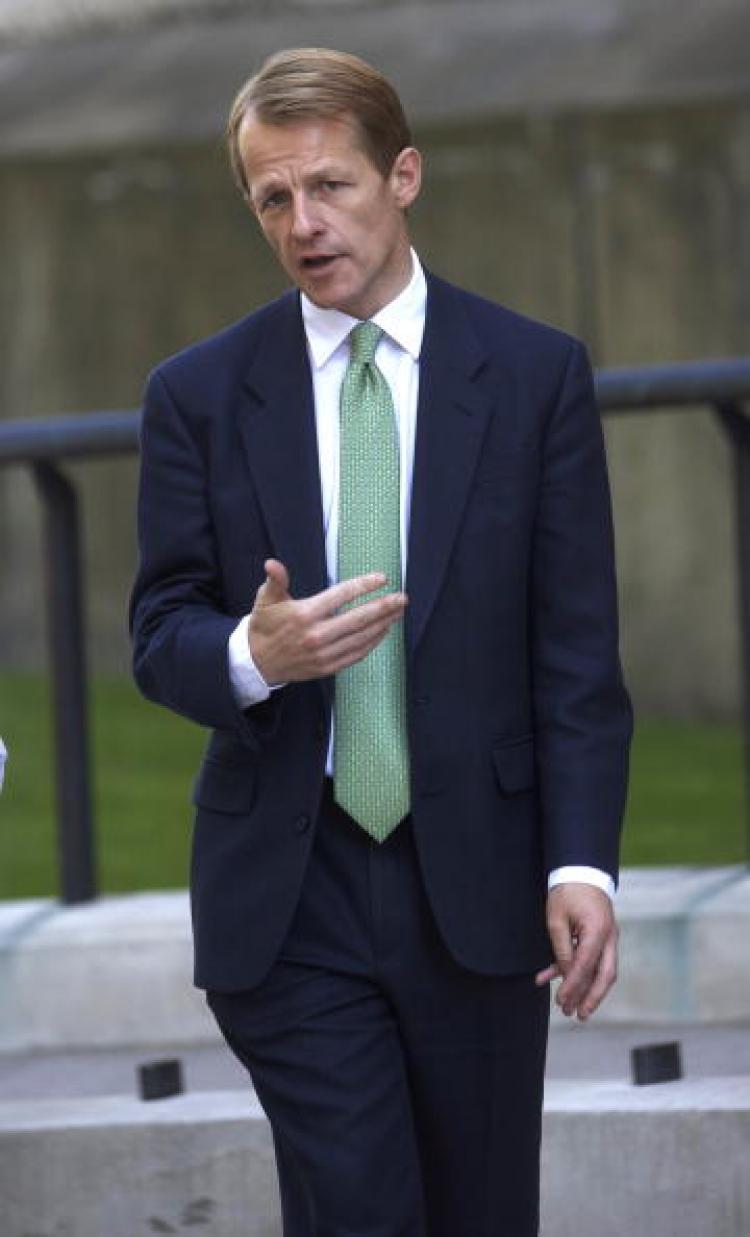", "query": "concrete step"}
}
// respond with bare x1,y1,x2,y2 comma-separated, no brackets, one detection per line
2,1022,750,1103
0,866,748,1051
1,1078,748,1237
